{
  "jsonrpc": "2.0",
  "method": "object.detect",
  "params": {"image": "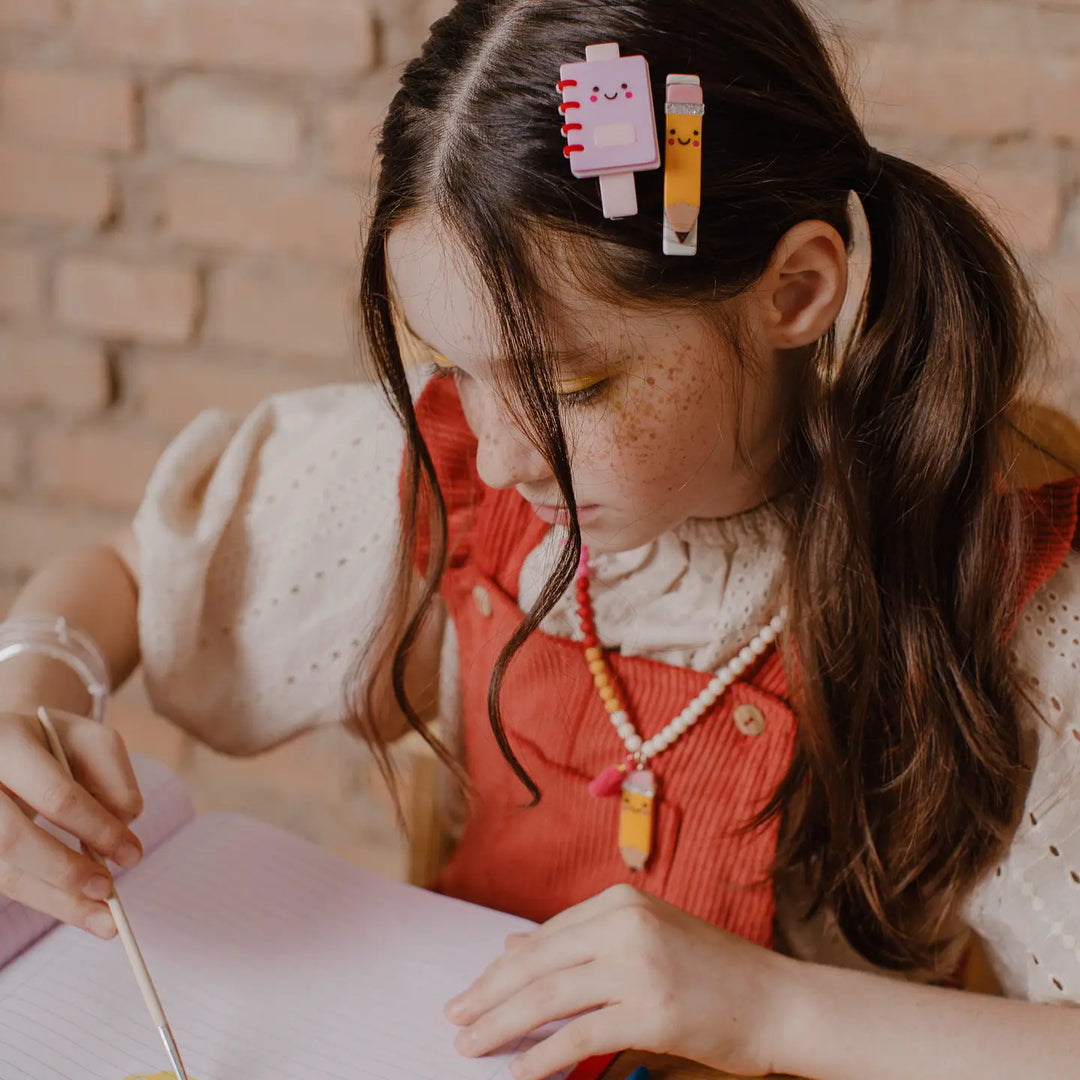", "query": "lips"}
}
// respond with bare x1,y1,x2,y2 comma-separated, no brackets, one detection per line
529,503,600,525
